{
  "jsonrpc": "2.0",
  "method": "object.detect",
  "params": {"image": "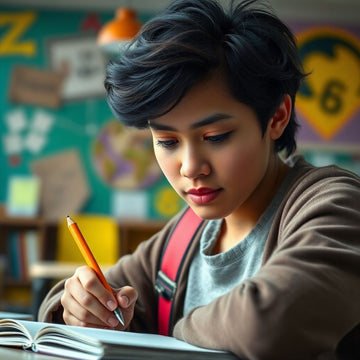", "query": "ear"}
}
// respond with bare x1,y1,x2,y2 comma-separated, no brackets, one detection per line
268,94,291,140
